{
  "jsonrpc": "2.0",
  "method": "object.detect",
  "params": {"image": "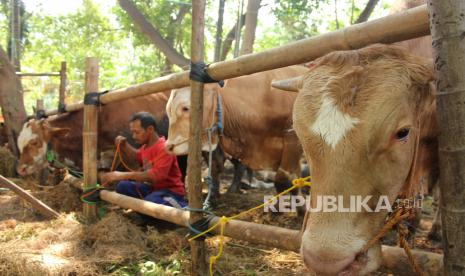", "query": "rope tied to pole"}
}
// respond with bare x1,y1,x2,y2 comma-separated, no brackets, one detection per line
81,140,136,204
189,61,224,87
361,200,424,276
189,176,311,276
